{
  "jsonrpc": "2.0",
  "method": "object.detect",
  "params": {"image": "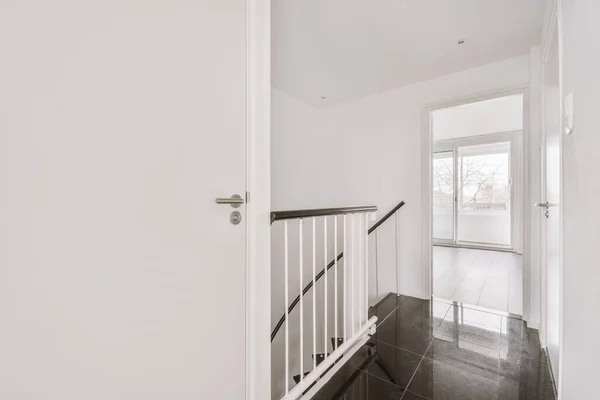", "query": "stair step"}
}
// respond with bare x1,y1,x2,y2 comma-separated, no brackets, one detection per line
330,337,344,349
292,372,311,384
292,352,340,386
291,341,358,389
312,353,330,366
291,370,320,396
